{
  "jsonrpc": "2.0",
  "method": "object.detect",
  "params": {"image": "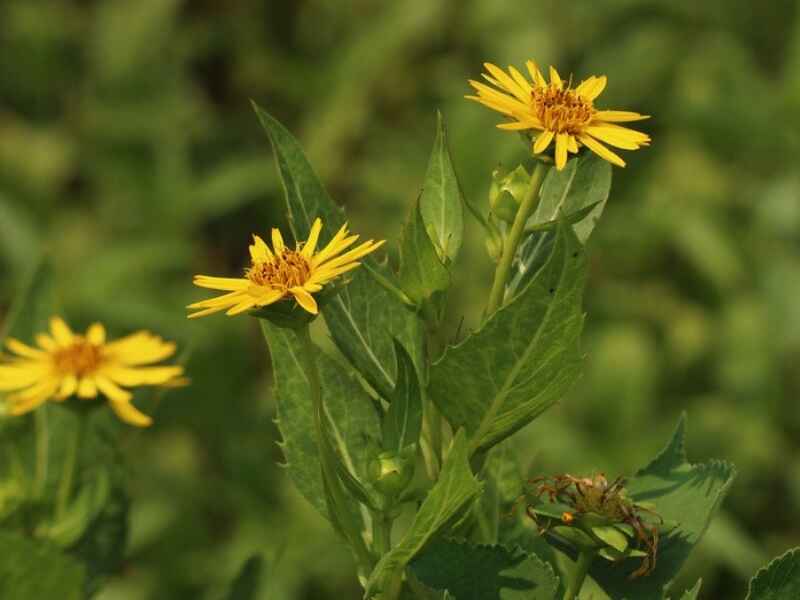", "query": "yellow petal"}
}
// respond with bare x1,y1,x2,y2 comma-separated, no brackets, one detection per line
311,225,356,266
56,374,78,399
497,120,539,131
192,275,250,291
6,377,60,414
593,110,650,123
0,364,50,390
555,133,569,170
578,75,607,101
36,334,57,351
187,290,247,309
271,228,285,254
526,60,546,87
86,323,106,345
290,287,318,315
567,135,579,153
484,63,529,102
77,376,98,398
315,239,384,272
104,332,177,365
549,66,563,89
301,218,323,259
249,234,271,262
50,317,74,346
103,365,184,386
187,305,230,319
108,397,153,427
507,65,533,95
5,338,45,359
225,298,259,316
308,261,362,285
585,125,648,150
578,134,626,167
533,130,554,154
